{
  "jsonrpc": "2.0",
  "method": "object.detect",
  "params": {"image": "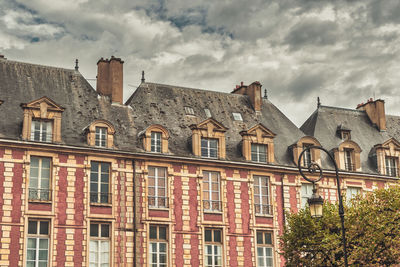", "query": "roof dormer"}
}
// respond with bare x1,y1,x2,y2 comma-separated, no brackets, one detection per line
240,123,276,163
291,136,322,167
21,96,65,143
